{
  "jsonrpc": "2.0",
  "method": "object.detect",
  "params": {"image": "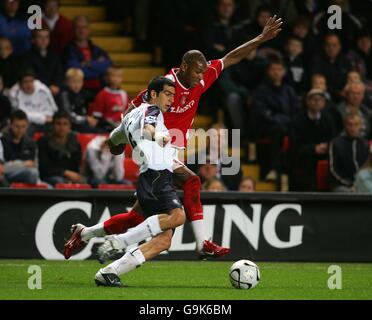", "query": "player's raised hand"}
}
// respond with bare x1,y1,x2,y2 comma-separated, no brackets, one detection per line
261,15,283,42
